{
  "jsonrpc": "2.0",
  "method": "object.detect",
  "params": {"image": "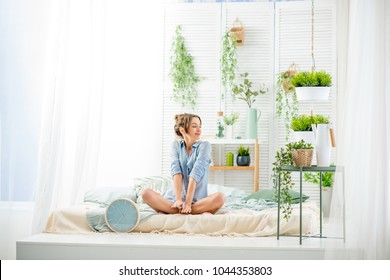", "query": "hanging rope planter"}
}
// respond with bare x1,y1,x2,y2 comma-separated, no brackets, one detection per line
229,19,244,46
291,0,332,101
